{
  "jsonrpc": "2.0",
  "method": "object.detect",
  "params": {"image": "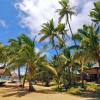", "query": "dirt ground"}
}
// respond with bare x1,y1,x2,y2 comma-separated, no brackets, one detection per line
0,83,96,100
